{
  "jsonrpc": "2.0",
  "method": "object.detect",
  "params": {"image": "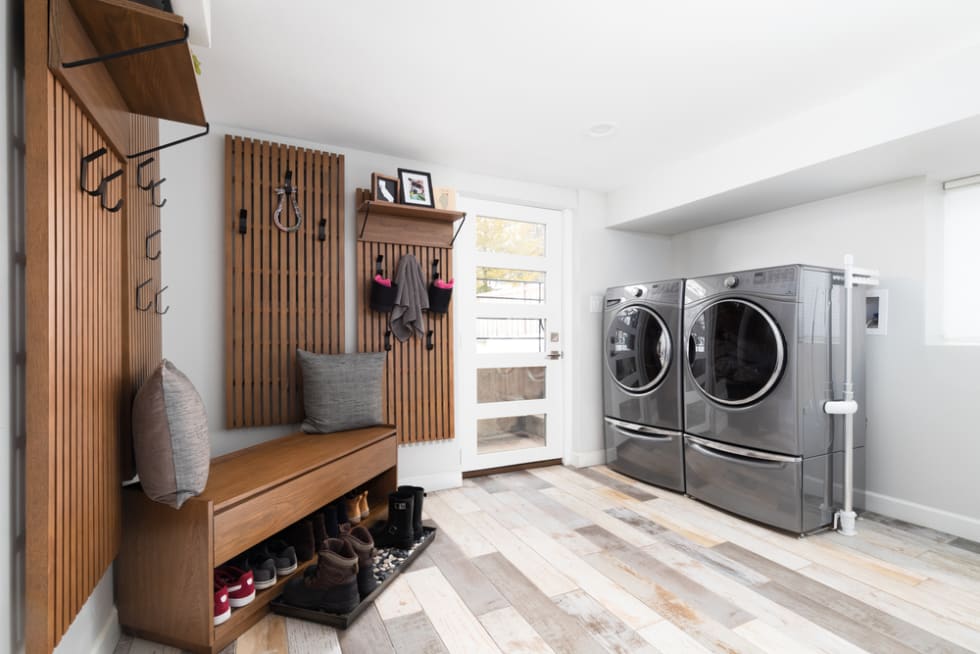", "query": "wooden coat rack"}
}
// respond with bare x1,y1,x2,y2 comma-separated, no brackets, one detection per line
223,136,345,428
26,0,201,650
355,188,463,444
